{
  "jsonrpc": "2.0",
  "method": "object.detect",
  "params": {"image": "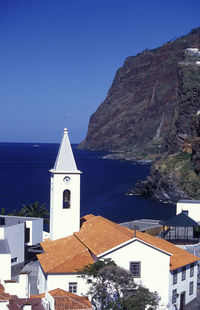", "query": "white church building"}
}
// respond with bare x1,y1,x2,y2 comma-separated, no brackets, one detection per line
37,128,199,310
